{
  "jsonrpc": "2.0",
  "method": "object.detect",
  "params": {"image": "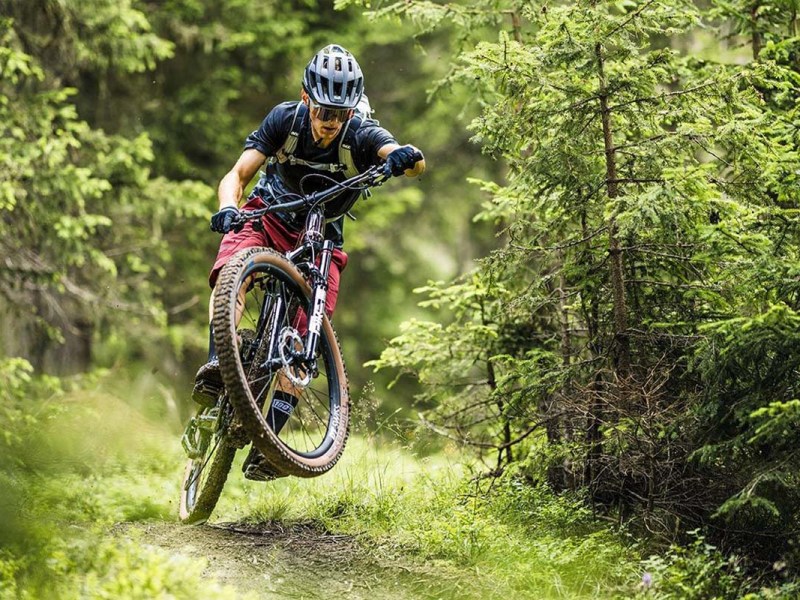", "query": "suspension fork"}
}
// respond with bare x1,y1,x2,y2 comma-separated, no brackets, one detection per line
304,239,333,363
252,277,286,371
